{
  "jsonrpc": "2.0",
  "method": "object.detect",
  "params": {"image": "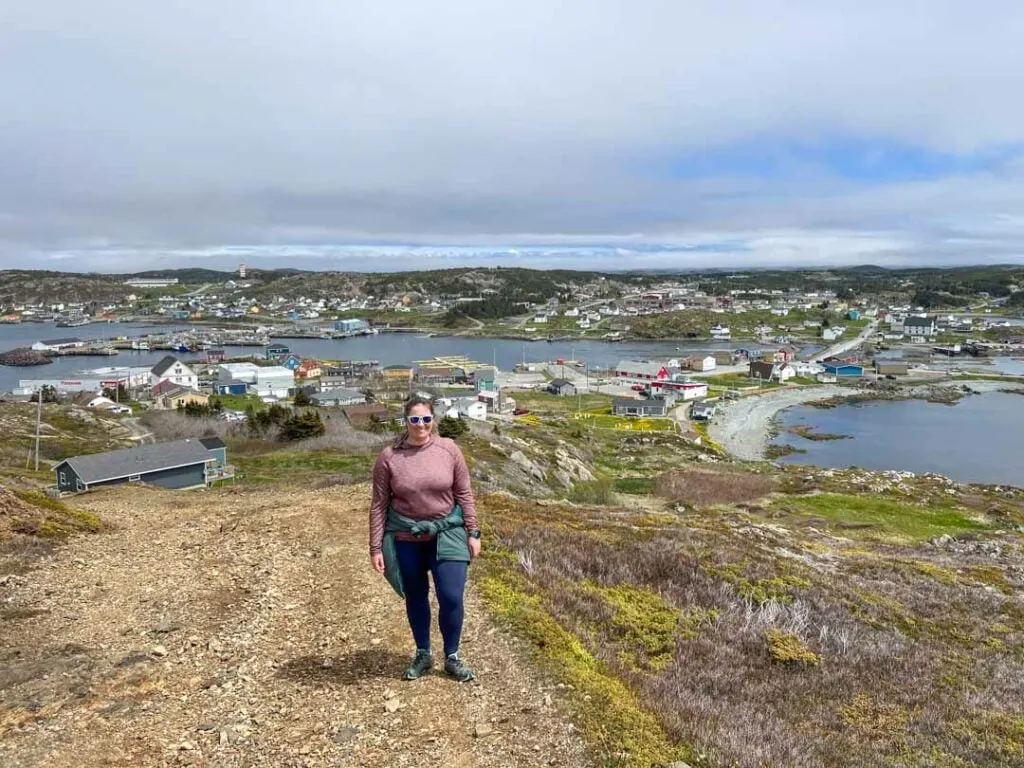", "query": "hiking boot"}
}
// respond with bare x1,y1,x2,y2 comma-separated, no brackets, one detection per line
403,649,434,680
444,653,475,682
